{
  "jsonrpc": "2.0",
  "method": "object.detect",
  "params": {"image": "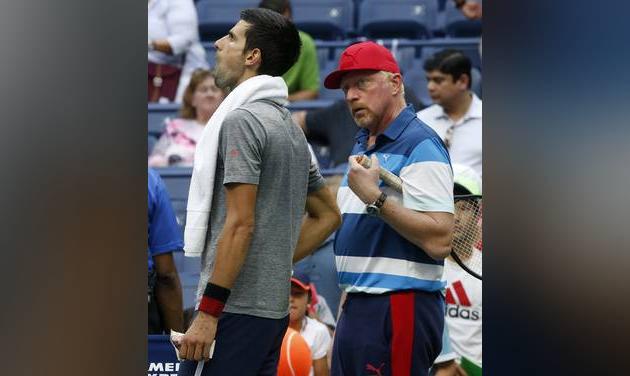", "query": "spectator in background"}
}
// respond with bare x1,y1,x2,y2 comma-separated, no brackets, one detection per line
148,69,225,167
432,164,482,376
289,271,333,376
148,168,184,334
454,0,482,20
259,0,320,101
292,85,426,168
148,0,200,102
417,49,482,177
175,41,211,103
452,0,482,59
